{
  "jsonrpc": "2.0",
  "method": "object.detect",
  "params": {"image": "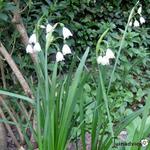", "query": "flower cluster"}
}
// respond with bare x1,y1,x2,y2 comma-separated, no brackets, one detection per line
26,34,42,53
129,6,145,27
56,27,72,62
97,49,115,65
26,23,73,62
56,44,72,62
